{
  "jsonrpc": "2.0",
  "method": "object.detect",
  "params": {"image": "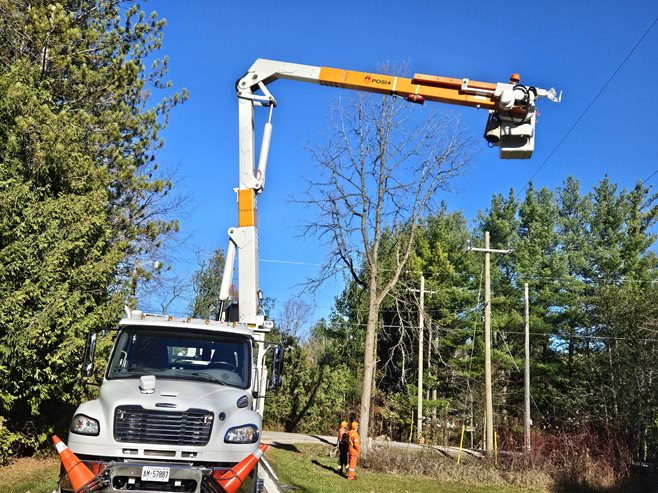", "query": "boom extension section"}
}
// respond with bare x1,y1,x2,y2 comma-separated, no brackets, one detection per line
219,59,560,329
